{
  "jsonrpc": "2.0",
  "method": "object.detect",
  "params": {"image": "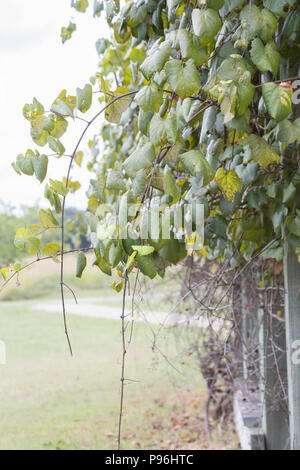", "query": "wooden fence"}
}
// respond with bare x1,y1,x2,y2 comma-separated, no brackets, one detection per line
235,248,300,450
